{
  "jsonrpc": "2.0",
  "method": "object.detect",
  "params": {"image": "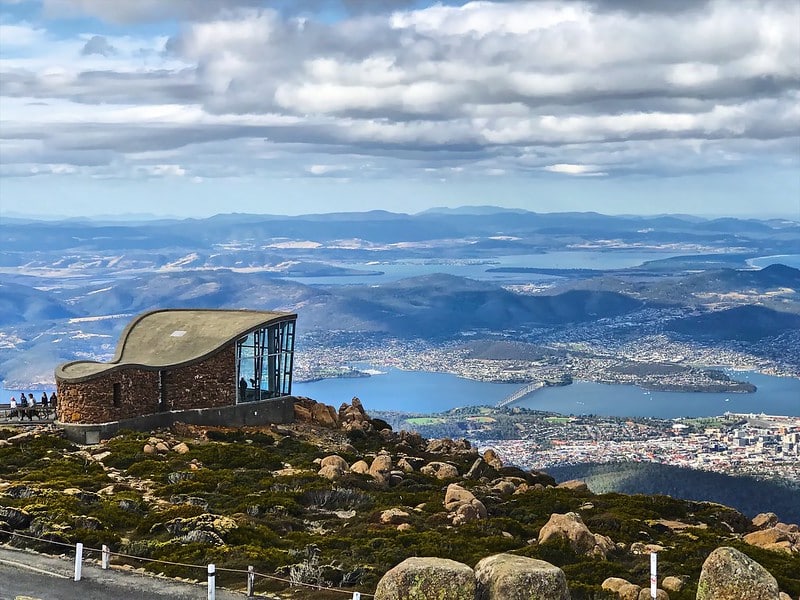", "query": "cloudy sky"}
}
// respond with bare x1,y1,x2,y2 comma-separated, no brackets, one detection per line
1,0,798,218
